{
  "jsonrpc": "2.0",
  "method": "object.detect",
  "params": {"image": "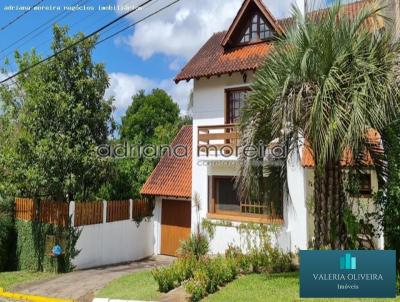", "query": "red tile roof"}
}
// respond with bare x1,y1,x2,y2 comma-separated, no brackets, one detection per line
140,125,192,198
175,32,273,83
301,129,382,168
175,1,376,83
